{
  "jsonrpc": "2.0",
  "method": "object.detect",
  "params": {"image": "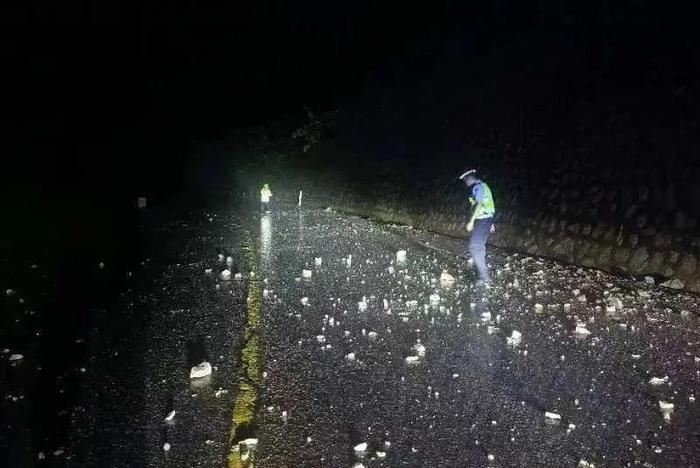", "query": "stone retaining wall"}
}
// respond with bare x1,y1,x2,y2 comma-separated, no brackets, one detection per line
324,196,698,293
